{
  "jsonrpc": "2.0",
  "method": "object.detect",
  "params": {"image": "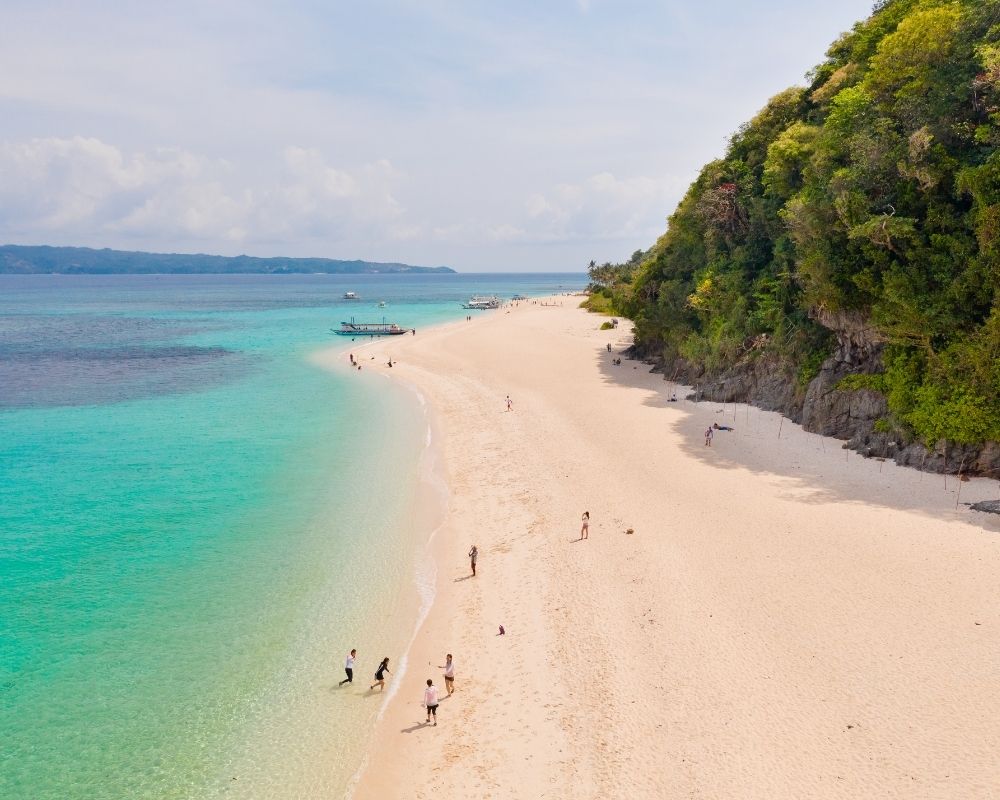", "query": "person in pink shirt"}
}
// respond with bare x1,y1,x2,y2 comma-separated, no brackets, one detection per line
424,678,439,726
